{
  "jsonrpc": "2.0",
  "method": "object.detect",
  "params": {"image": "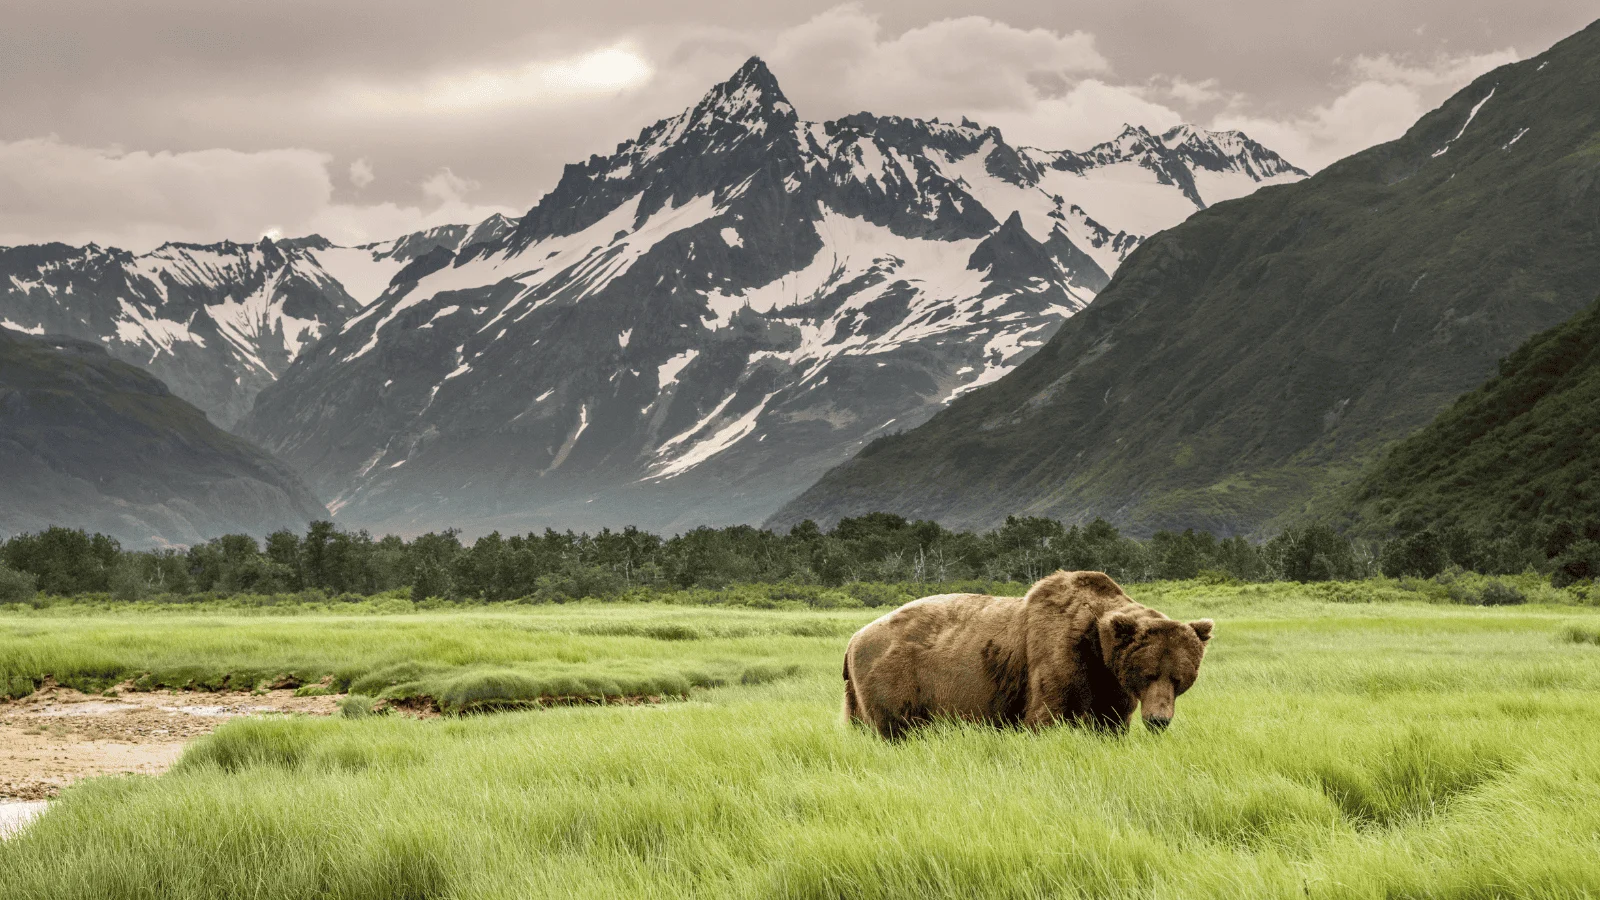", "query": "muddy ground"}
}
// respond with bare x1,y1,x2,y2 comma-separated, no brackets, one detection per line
0,682,340,801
